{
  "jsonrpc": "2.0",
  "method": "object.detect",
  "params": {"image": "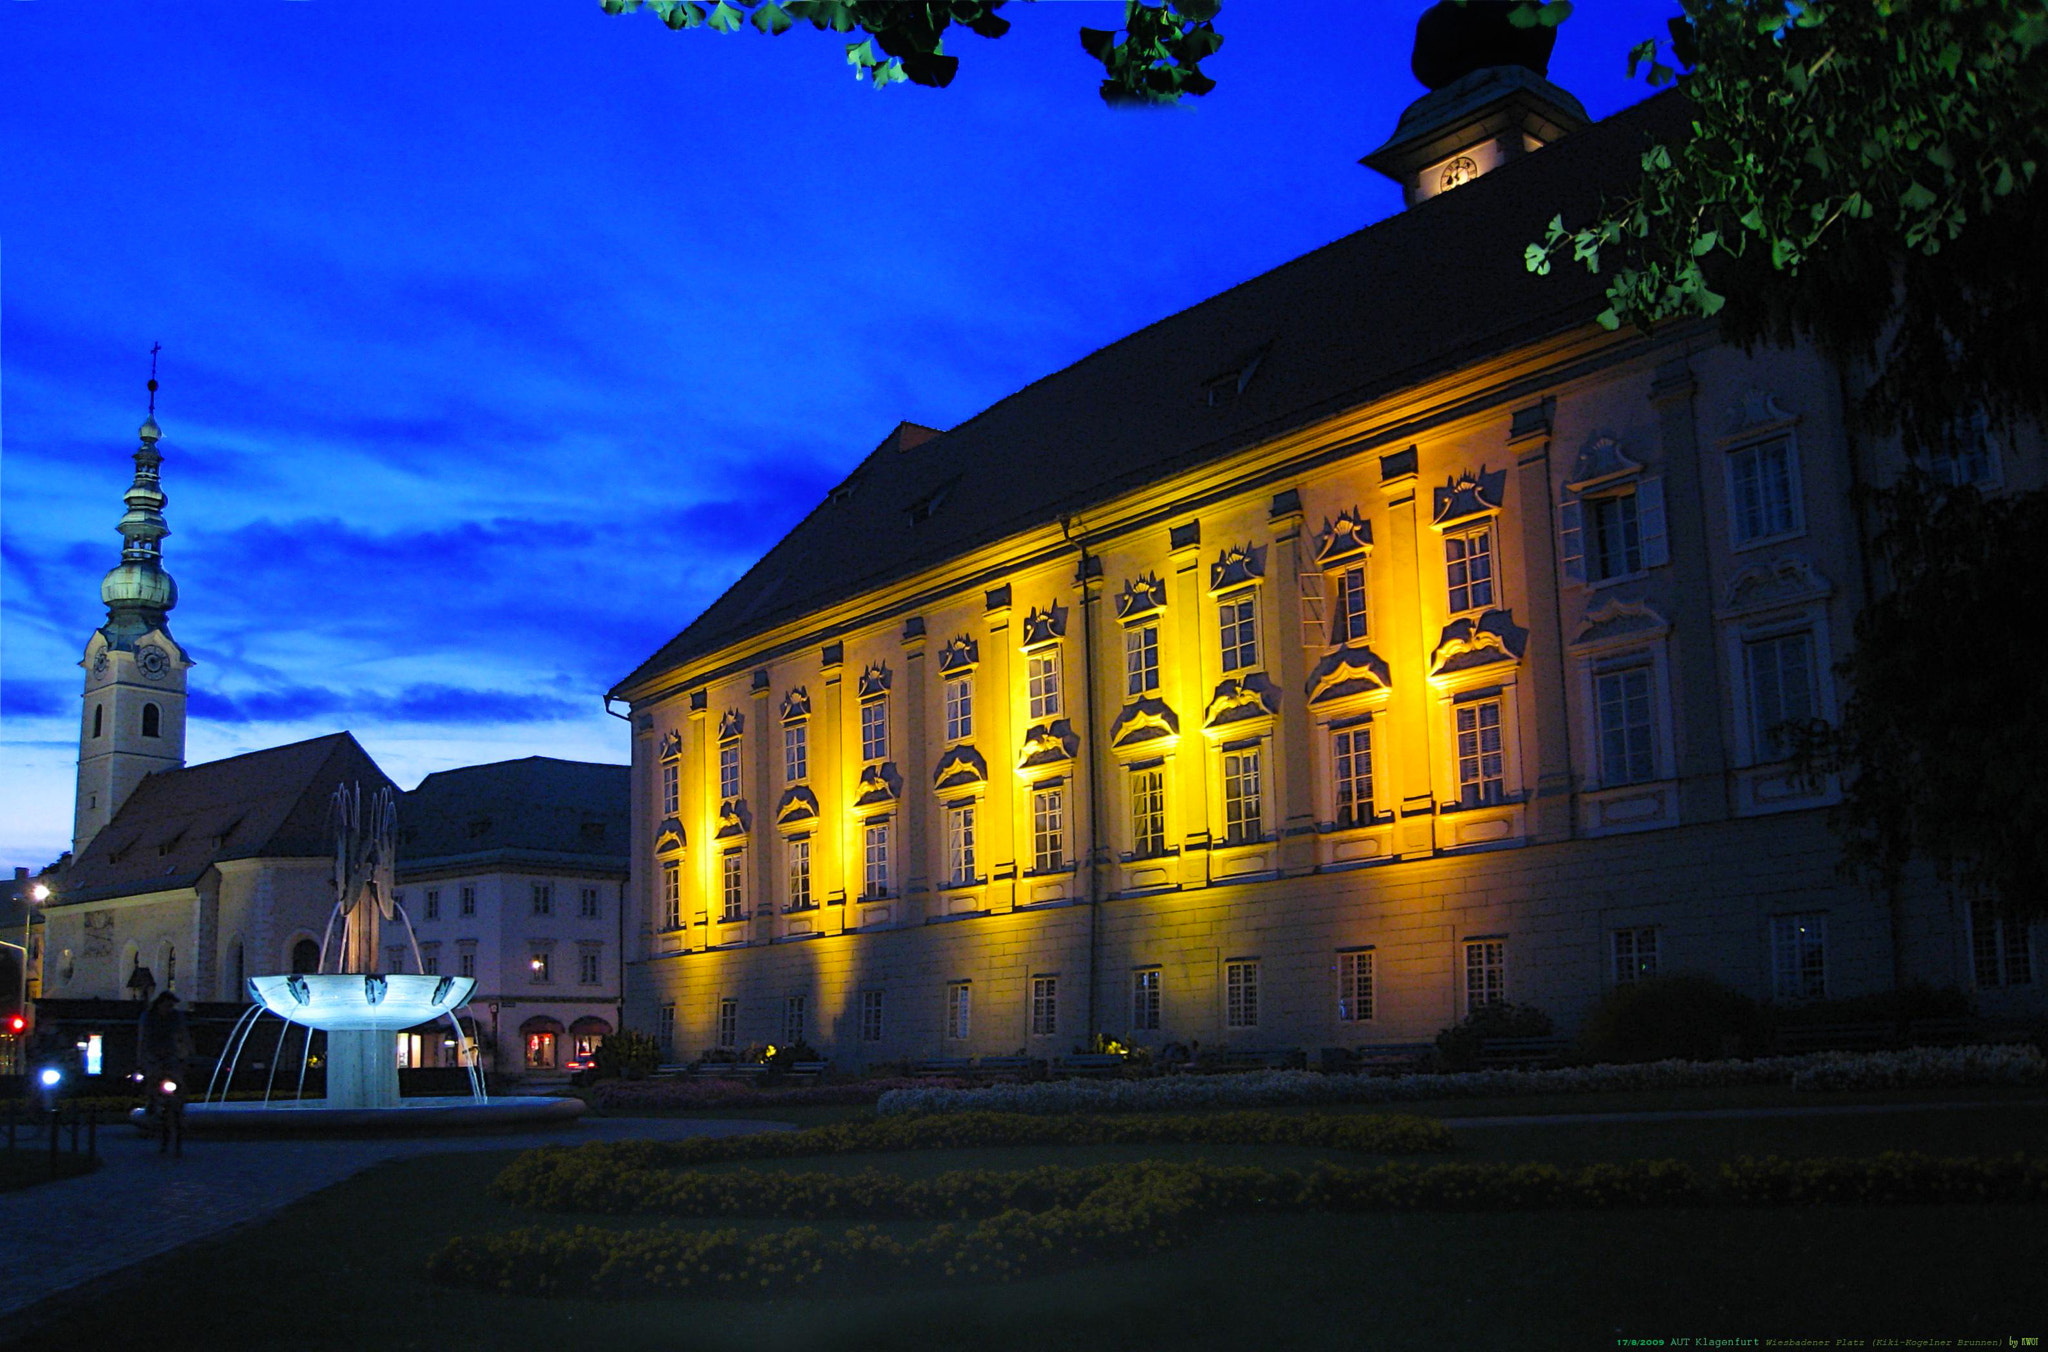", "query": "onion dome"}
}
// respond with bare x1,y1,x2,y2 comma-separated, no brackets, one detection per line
99,407,179,646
